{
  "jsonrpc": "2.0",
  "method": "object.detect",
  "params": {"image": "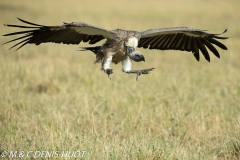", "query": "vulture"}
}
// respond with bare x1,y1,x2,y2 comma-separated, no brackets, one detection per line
3,18,228,80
